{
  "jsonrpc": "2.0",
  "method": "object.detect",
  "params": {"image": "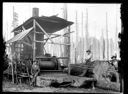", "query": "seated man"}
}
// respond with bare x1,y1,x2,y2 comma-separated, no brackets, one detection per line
84,50,93,65
31,61,40,76
79,50,93,77
111,55,118,70
30,60,40,86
